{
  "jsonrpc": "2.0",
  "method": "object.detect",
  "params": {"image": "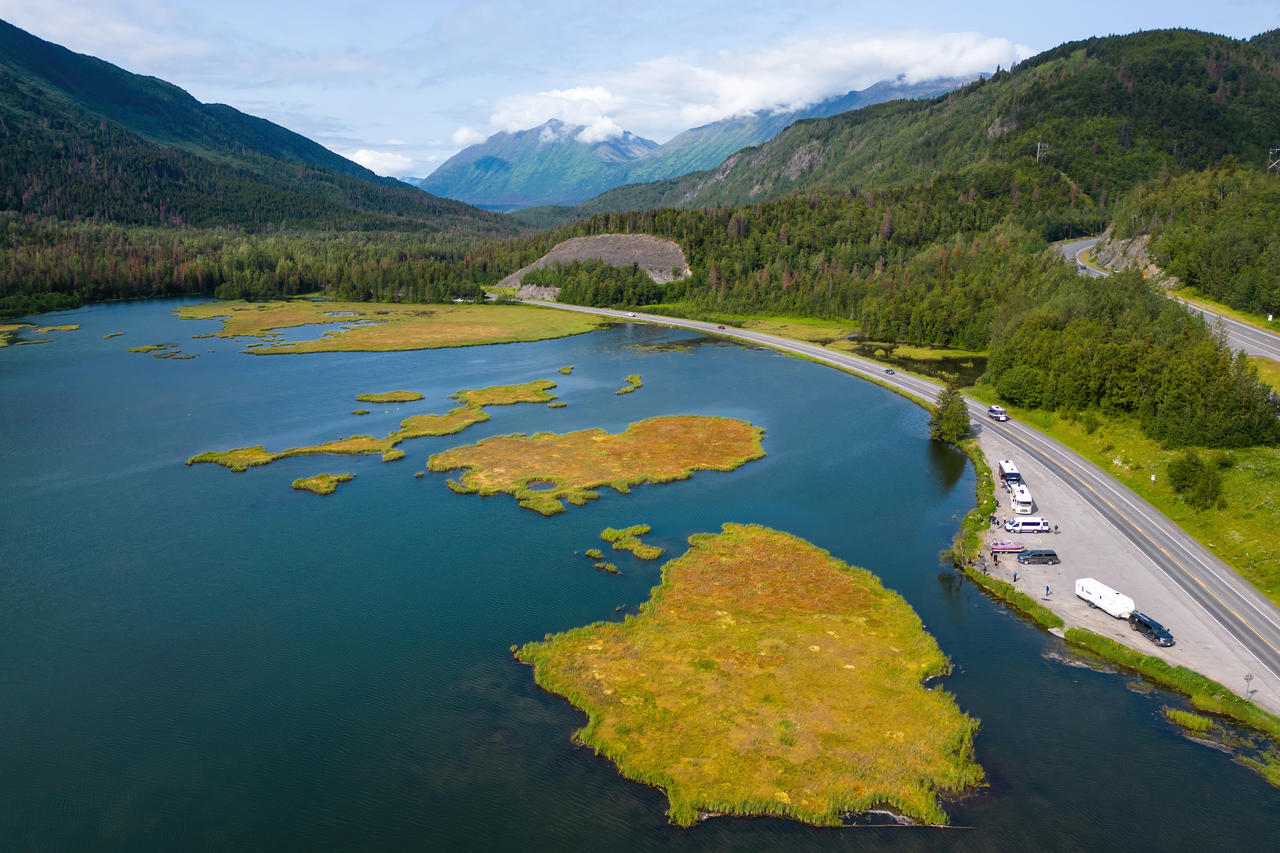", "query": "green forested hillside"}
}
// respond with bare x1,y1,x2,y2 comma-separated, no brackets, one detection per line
585,30,1280,214
1111,164,1280,315
0,18,511,232
0,18,522,315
